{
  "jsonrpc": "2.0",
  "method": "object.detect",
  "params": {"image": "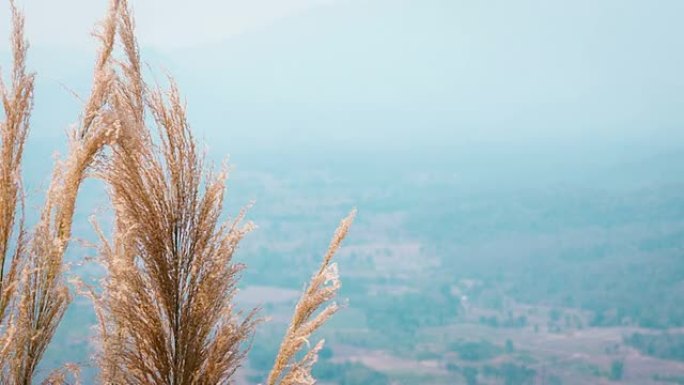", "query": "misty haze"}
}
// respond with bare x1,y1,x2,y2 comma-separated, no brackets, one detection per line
1,0,684,384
